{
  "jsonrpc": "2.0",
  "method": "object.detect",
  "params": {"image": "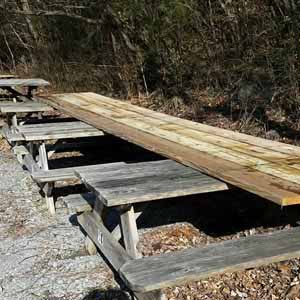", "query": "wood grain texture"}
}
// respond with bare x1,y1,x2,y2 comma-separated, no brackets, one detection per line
120,228,300,292
32,162,126,183
76,159,228,207
41,92,300,206
0,78,50,87
0,102,52,113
